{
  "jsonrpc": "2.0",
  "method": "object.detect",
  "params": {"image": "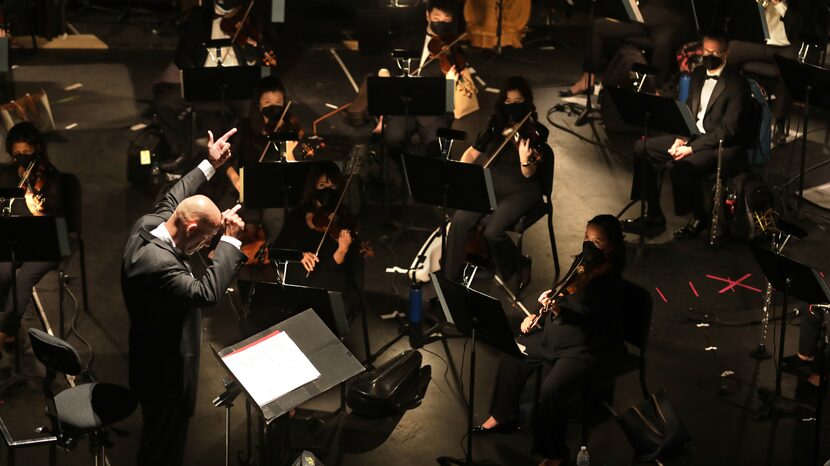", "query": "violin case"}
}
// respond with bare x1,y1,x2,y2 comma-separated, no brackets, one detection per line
346,350,431,418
